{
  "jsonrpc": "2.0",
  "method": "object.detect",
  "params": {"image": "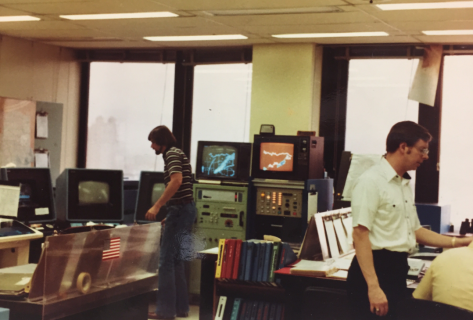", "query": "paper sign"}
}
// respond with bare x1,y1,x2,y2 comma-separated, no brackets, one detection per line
35,207,49,216
0,184,20,217
36,113,48,138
